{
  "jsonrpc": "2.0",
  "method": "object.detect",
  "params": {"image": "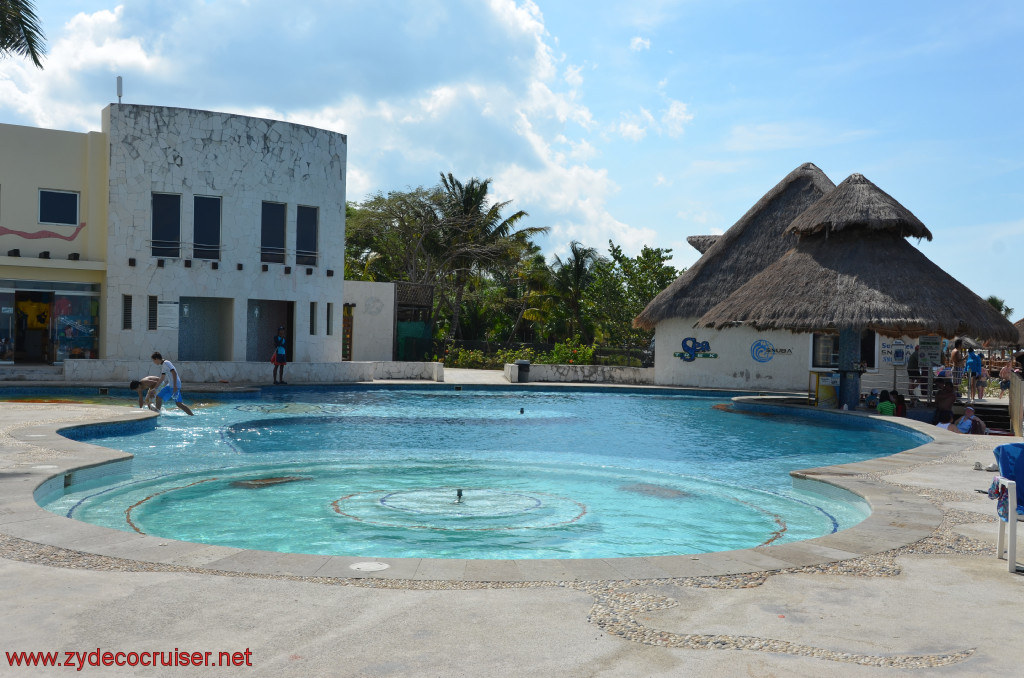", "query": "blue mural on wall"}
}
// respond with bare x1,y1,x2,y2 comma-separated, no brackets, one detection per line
674,337,718,362
750,339,792,363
